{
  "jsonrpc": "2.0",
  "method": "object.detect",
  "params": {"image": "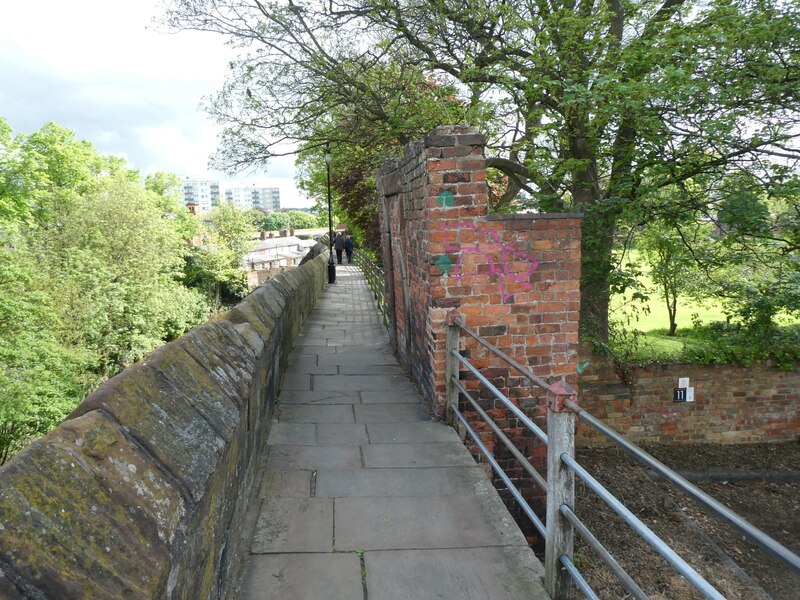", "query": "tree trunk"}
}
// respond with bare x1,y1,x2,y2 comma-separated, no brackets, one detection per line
568,113,616,344
579,206,617,343
667,287,678,336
